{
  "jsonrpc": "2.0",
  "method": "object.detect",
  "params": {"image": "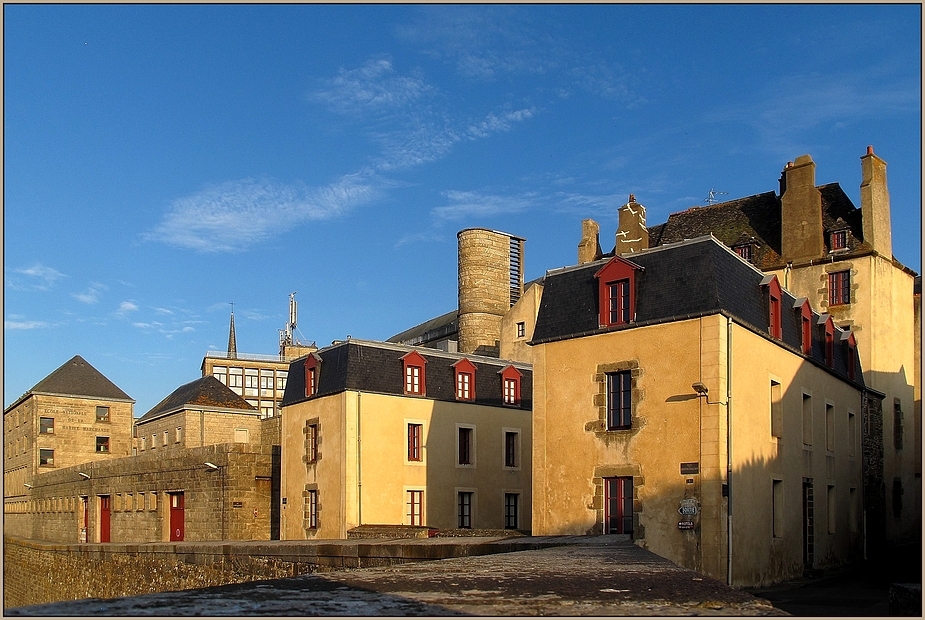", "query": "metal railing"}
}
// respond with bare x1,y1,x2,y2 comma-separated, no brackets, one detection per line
203,351,297,363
